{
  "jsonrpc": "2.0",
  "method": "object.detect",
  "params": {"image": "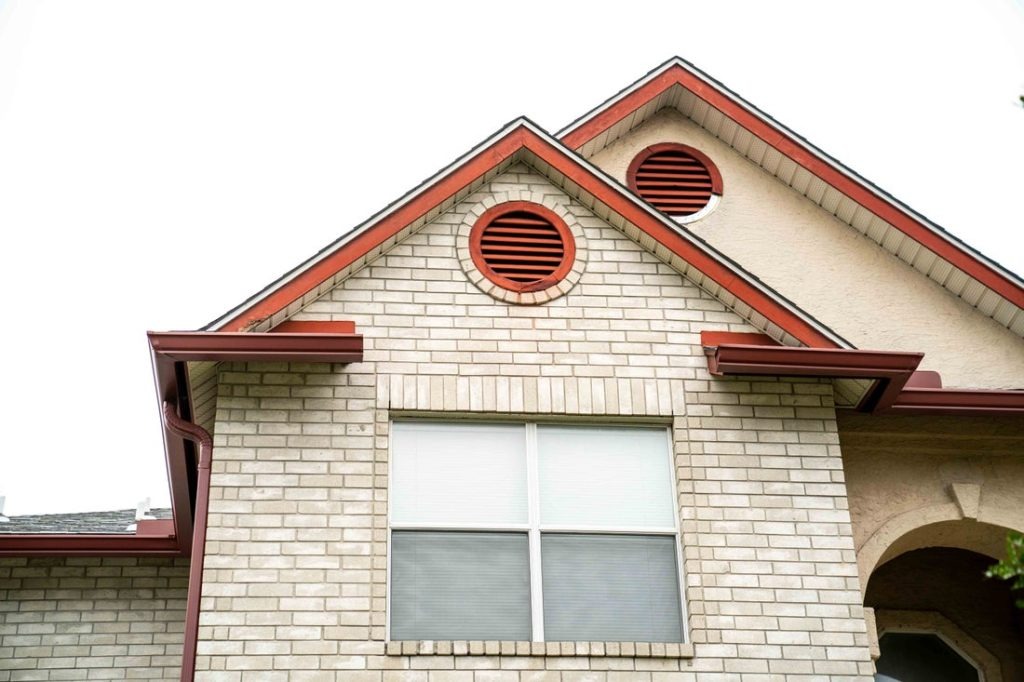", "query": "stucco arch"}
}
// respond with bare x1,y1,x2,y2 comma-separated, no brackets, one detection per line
858,503,1024,592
